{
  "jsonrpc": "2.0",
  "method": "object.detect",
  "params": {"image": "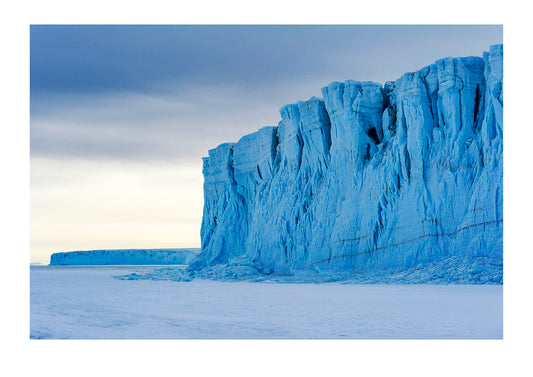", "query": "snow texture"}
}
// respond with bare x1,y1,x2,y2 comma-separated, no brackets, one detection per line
30,266,502,339
49,248,200,266
191,44,503,278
